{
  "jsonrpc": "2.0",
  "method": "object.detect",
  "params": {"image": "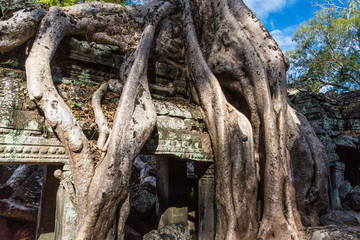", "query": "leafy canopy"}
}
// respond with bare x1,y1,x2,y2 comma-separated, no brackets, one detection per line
286,0,360,93
32,0,138,7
